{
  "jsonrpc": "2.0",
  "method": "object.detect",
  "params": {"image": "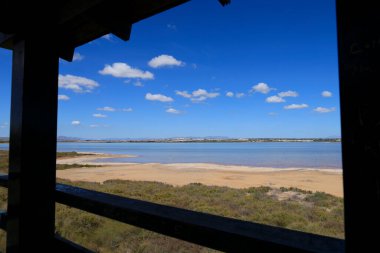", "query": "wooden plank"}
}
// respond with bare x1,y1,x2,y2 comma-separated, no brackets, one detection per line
336,1,380,252
56,183,344,253
6,35,59,252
